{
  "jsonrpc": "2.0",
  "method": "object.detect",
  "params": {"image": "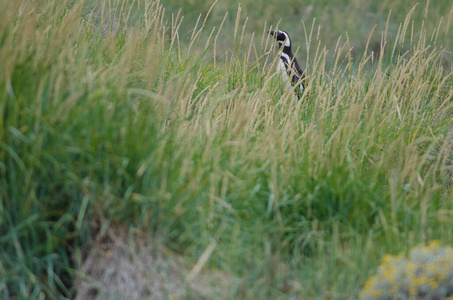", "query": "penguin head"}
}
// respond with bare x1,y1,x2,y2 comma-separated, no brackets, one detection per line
267,30,291,48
